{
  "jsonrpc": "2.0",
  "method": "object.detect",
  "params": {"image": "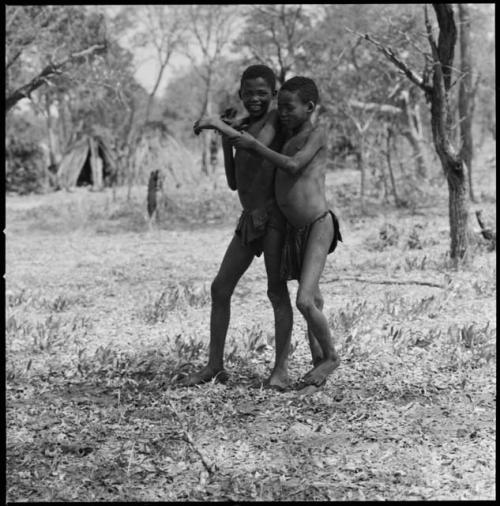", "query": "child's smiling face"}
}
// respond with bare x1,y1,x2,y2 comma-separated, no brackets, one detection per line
277,90,314,132
239,77,275,119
